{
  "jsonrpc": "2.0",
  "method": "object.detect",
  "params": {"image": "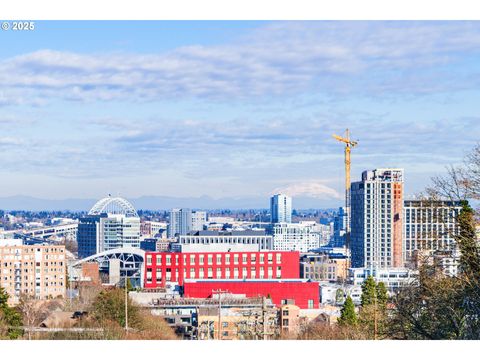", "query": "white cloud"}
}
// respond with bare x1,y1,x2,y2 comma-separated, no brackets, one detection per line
271,181,342,200
2,22,480,105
